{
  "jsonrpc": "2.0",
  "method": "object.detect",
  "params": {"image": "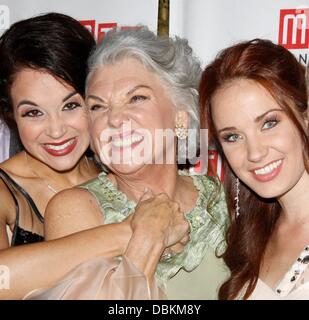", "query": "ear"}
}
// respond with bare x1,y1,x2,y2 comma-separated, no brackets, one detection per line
175,110,189,129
